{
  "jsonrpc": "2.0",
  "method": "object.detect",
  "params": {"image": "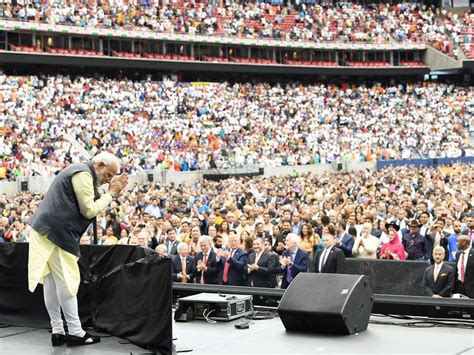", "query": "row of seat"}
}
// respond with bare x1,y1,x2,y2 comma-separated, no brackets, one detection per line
5,46,429,67
111,50,141,58
400,60,426,67
230,57,277,64
346,61,390,67
143,53,196,61
285,60,339,67
47,47,103,56
202,56,277,64
10,45,42,53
